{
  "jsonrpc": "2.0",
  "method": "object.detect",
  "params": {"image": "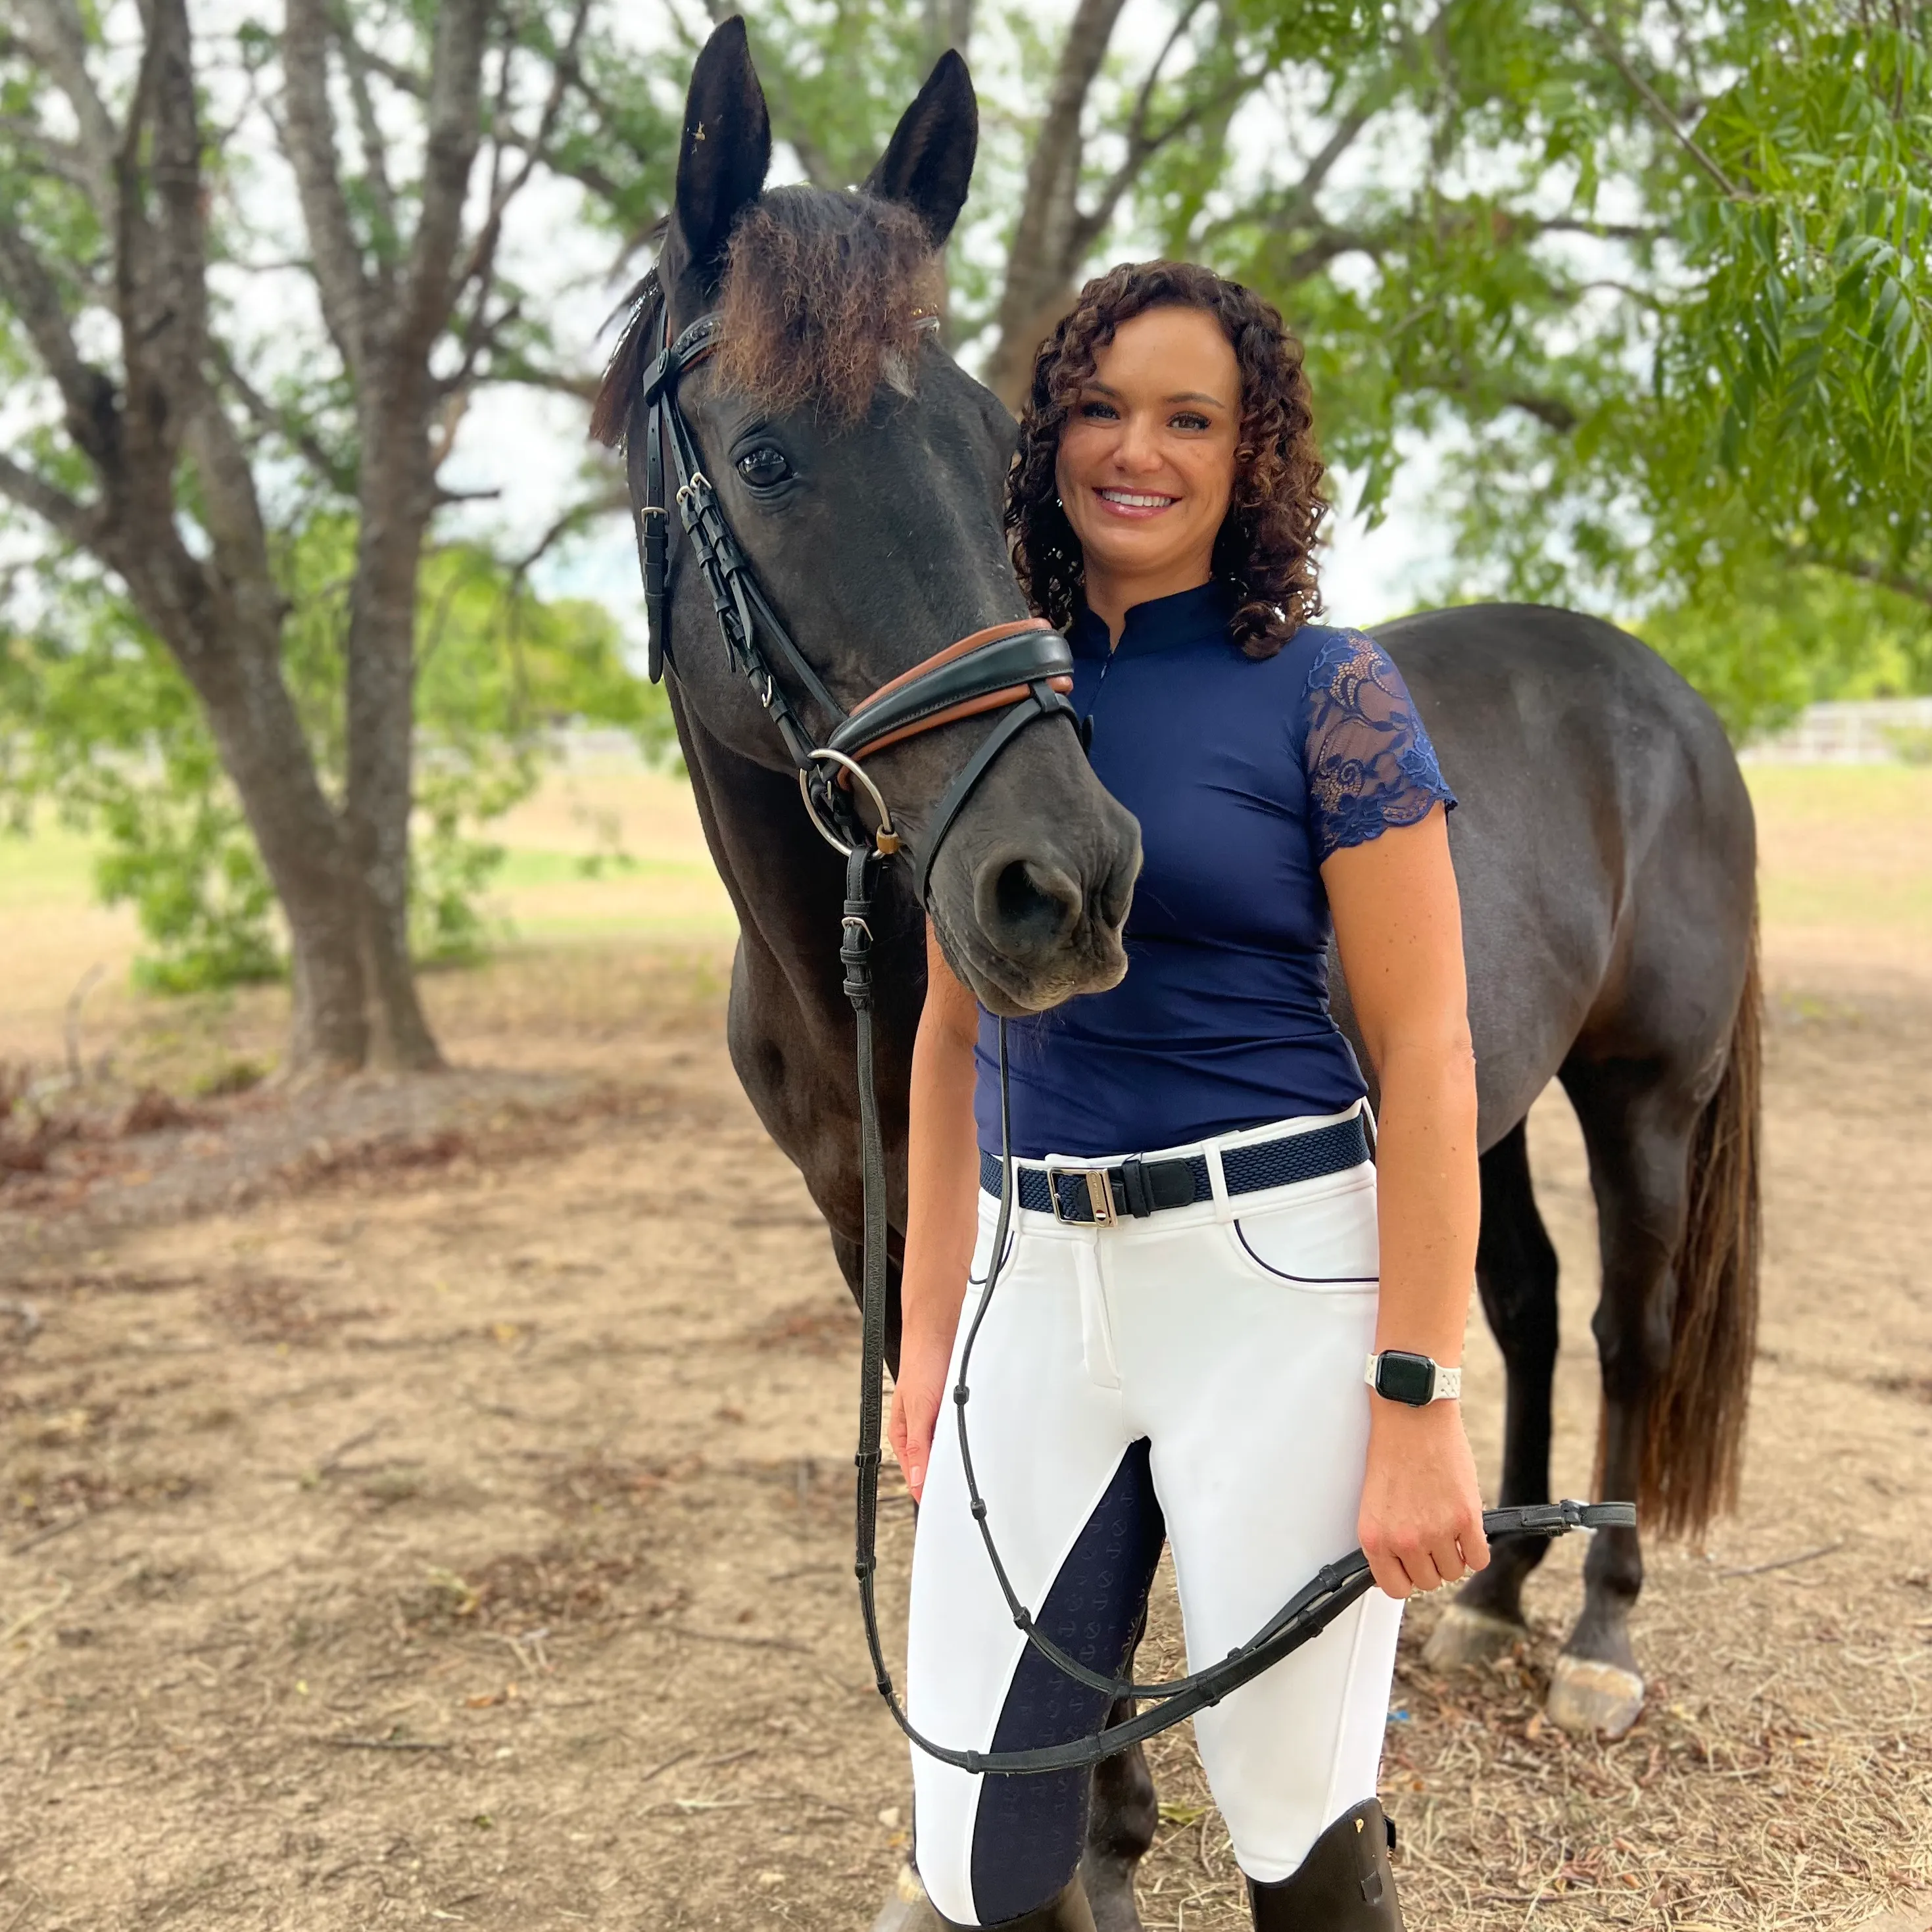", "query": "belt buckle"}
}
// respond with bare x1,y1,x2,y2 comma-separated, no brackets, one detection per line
1048,1163,1115,1226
